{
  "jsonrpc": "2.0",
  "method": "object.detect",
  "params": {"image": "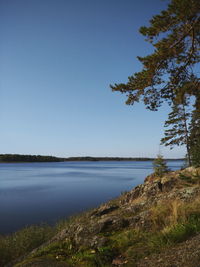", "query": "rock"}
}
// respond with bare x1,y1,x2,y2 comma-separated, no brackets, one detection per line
95,216,129,233
120,185,143,204
91,204,119,217
90,236,108,248
126,202,144,213
128,210,152,229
